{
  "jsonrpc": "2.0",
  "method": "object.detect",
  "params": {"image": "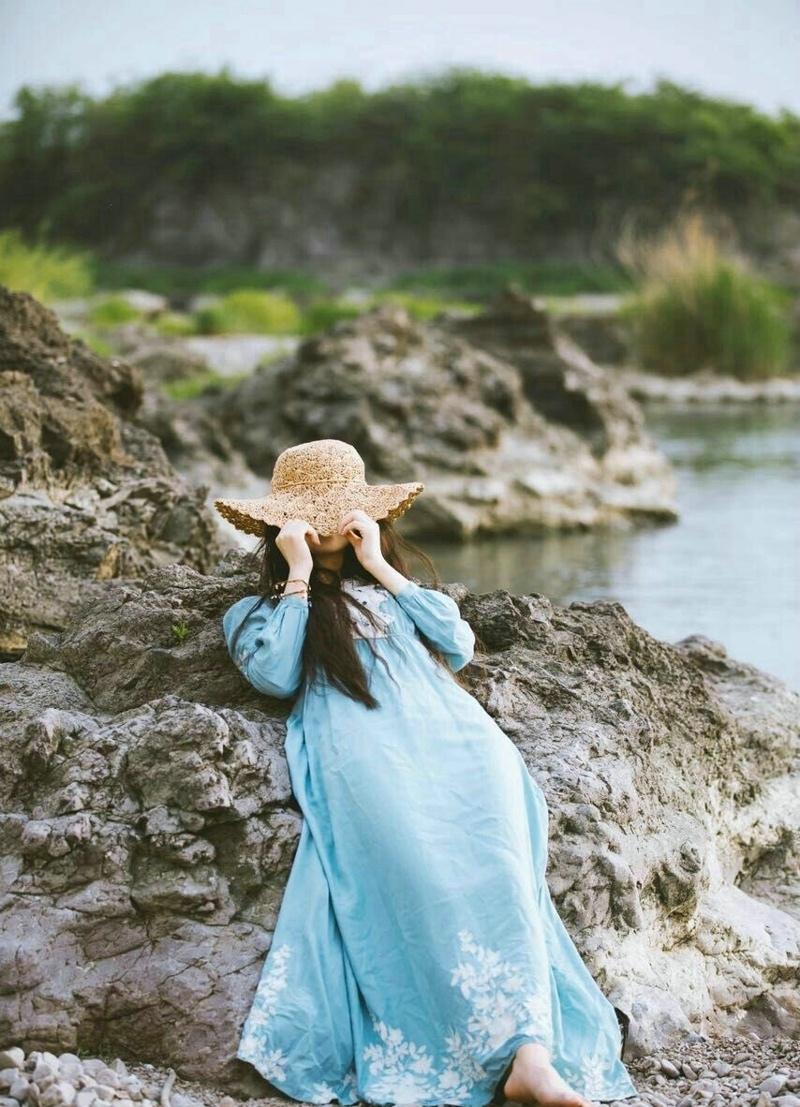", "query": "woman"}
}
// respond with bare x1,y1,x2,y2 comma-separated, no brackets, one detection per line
215,439,638,1107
